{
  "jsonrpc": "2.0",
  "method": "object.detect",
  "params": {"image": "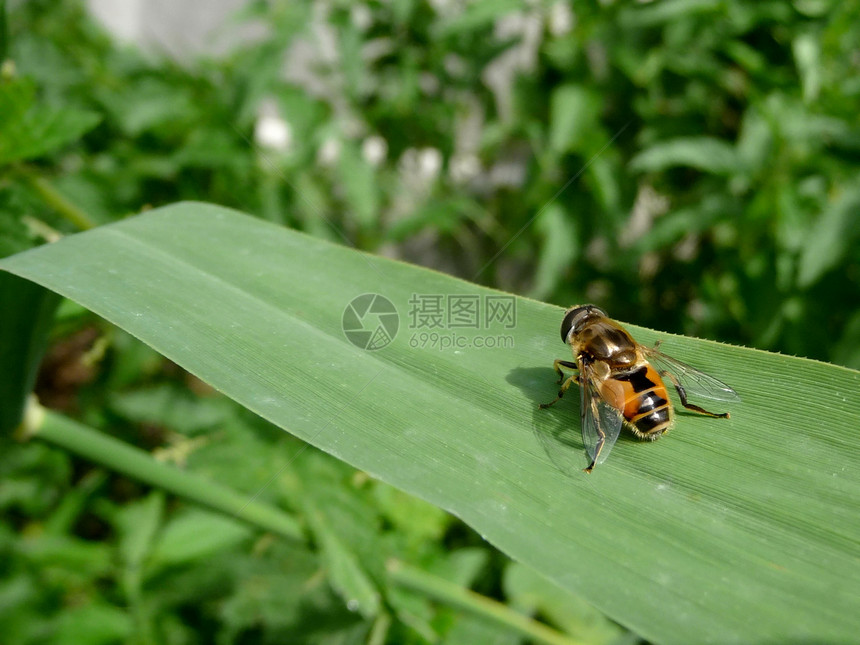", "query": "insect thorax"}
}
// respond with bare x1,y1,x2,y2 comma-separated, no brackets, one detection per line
578,322,638,367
